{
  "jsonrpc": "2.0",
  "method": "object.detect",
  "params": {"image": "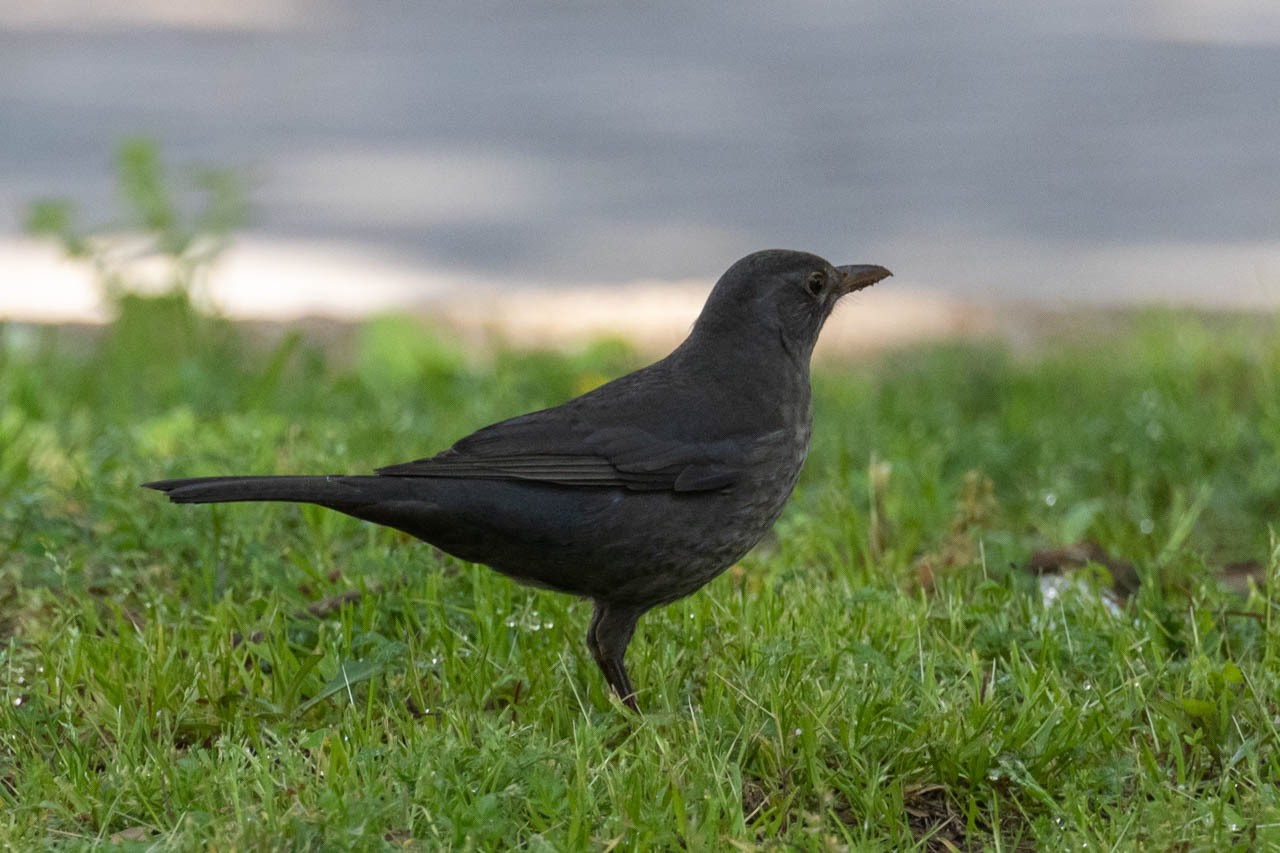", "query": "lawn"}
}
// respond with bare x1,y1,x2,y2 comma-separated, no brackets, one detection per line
2,293,1278,850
